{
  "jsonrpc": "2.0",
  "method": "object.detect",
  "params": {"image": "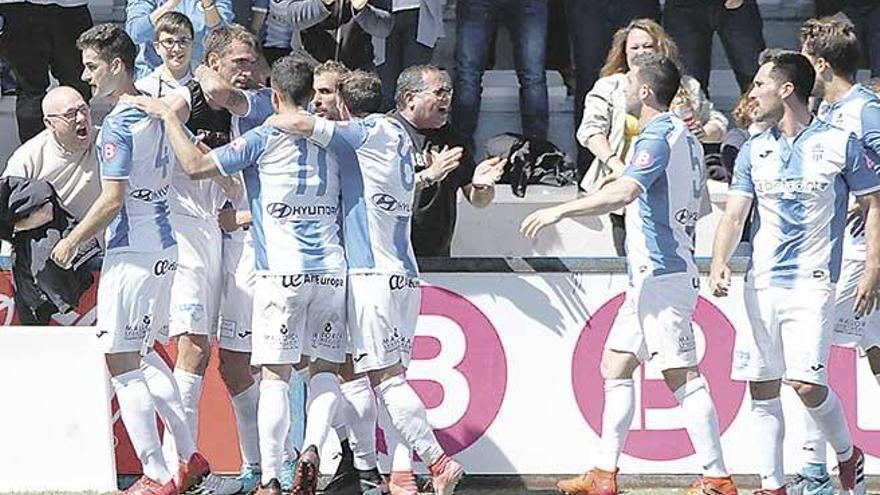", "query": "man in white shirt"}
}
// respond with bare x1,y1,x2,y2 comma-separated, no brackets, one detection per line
2,86,100,222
